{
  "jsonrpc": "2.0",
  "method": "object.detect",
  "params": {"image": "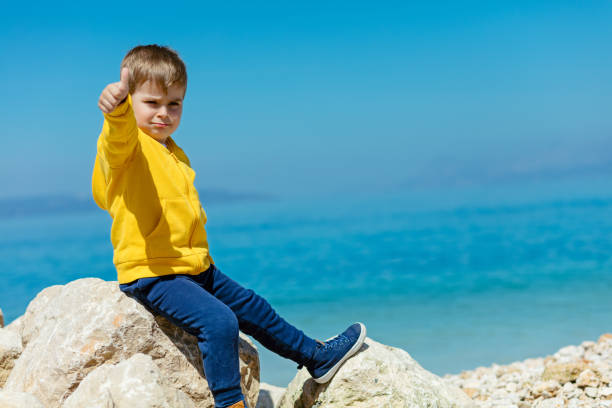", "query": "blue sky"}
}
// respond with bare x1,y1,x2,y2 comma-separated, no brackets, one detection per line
1,1,611,199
